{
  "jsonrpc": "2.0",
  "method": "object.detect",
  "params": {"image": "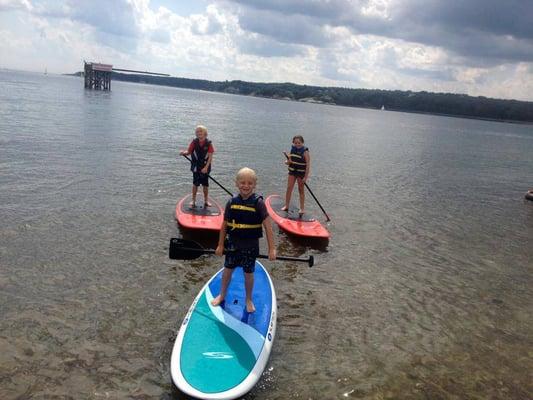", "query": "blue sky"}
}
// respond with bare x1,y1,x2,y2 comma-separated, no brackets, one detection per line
1,0,532,101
